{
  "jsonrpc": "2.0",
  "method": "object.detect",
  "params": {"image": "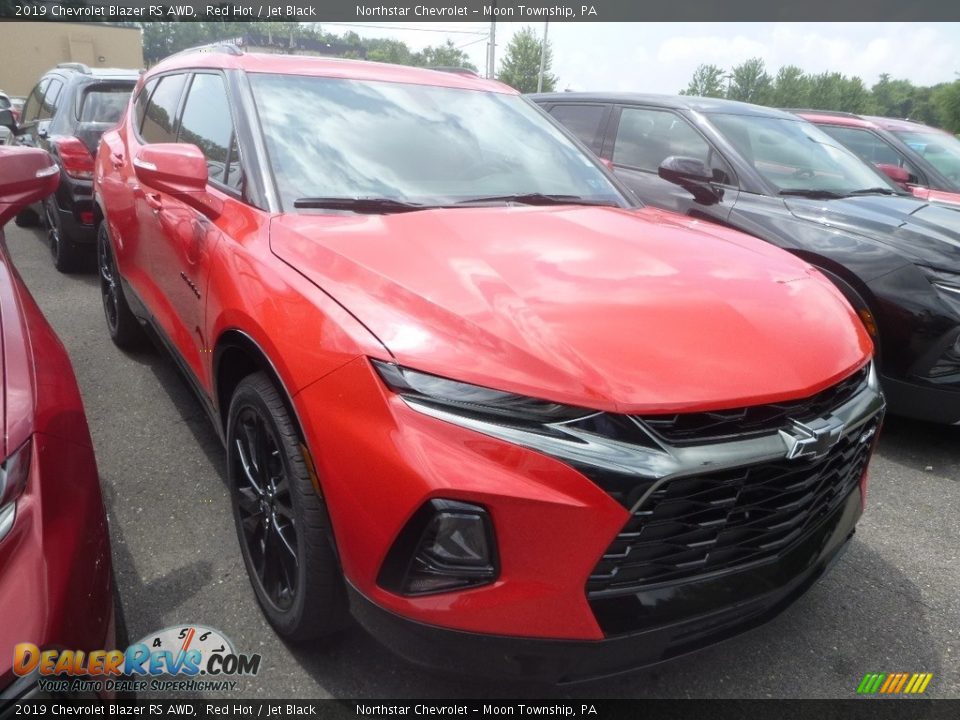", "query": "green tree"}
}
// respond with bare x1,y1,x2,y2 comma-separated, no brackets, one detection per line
871,74,916,118
366,38,415,65
770,66,811,108
726,58,772,104
497,26,557,93
413,40,477,71
807,72,844,110
680,64,726,97
934,80,960,133
839,76,874,114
